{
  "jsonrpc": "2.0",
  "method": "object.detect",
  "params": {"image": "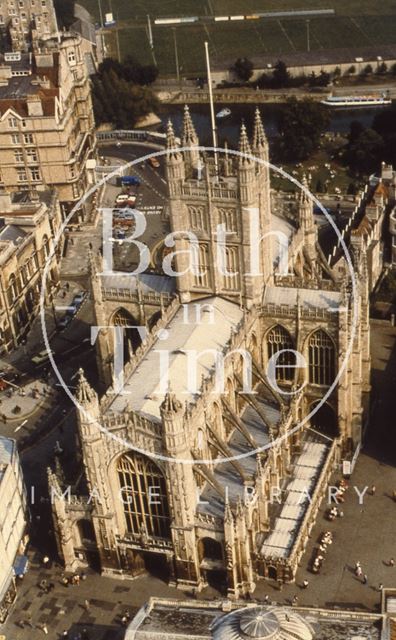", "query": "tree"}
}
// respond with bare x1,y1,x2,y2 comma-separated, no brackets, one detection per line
347,182,357,195
272,60,290,88
54,0,75,28
348,120,365,145
232,57,254,82
373,104,396,137
347,65,356,74
345,129,384,174
377,62,388,74
277,98,330,161
362,64,373,75
333,66,341,77
92,68,159,128
392,63,396,76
